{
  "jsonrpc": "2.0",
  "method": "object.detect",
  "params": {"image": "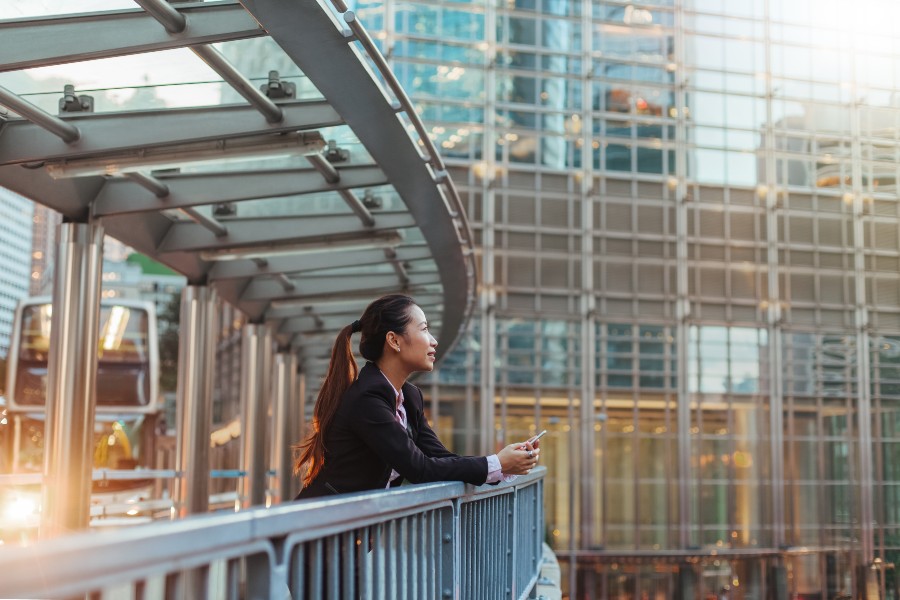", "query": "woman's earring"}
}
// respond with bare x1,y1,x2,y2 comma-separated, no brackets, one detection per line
395,346,401,352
